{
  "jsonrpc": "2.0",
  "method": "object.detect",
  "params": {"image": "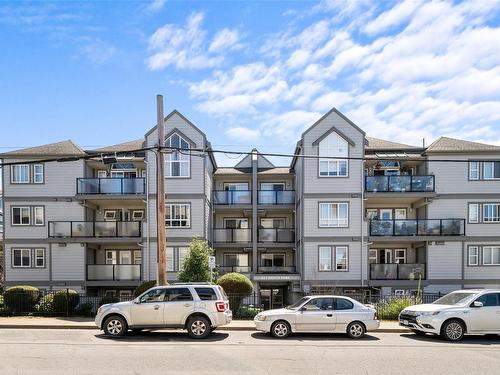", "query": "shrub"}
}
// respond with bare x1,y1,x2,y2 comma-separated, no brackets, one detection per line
133,280,157,297
217,273,253,312
4,286,39,313
52,289,80,314
236,305,263,319
177,238,213,283
99,295,120,306
75,302,94,316
35,294,54,314
376,297,418,320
